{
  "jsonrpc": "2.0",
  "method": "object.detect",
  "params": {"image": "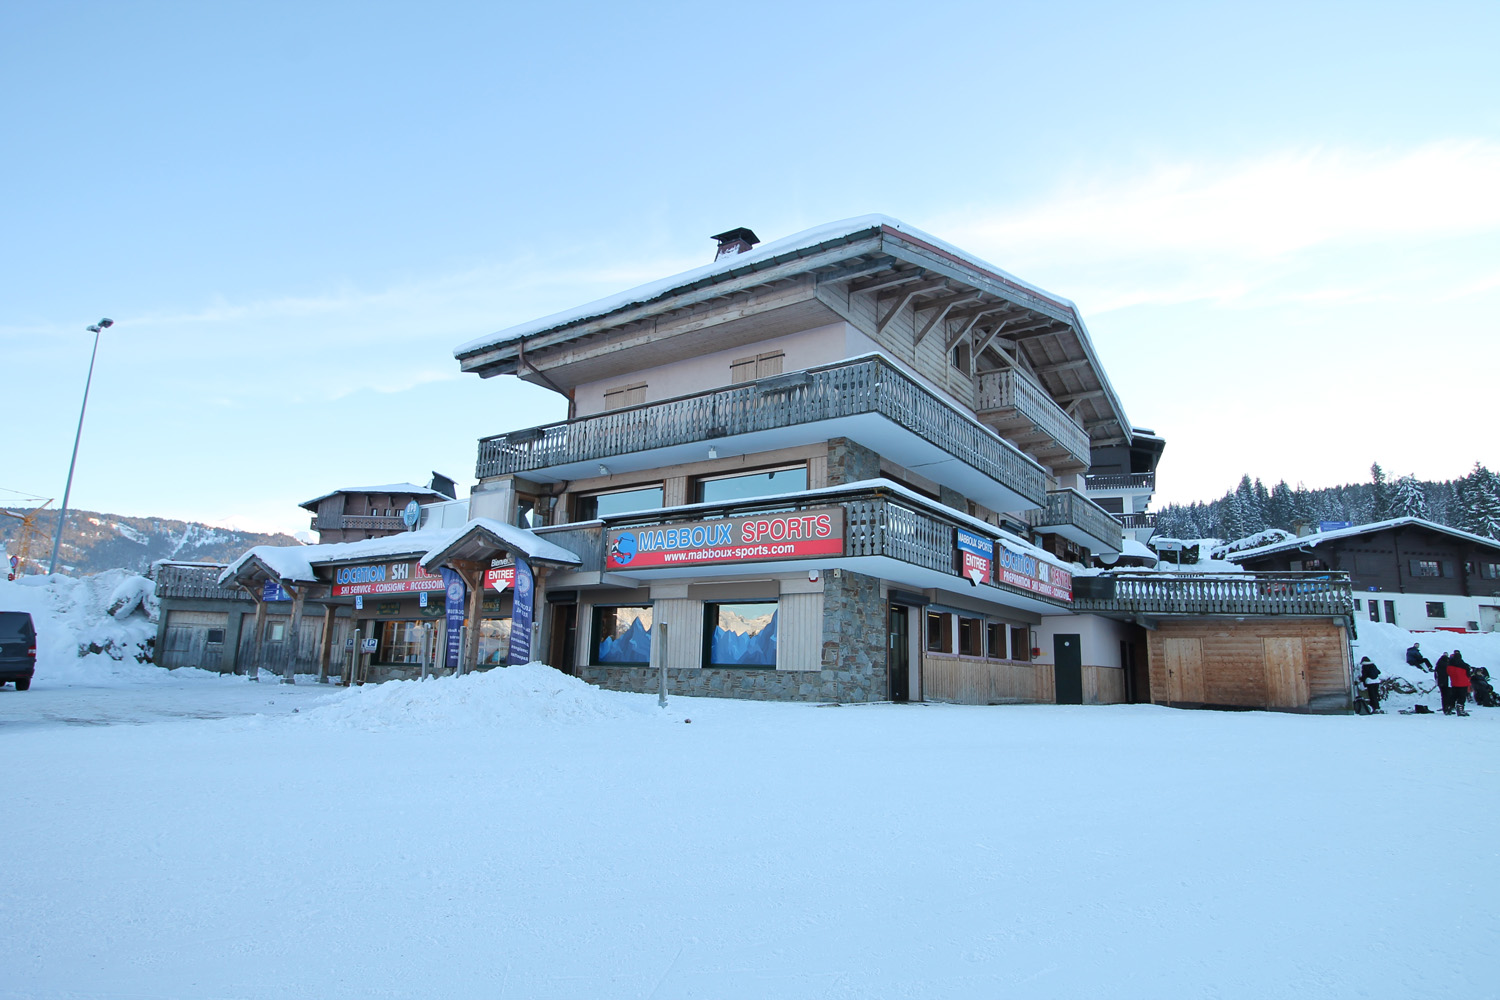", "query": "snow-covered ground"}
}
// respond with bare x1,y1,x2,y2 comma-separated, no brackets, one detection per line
5,576,1499,998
